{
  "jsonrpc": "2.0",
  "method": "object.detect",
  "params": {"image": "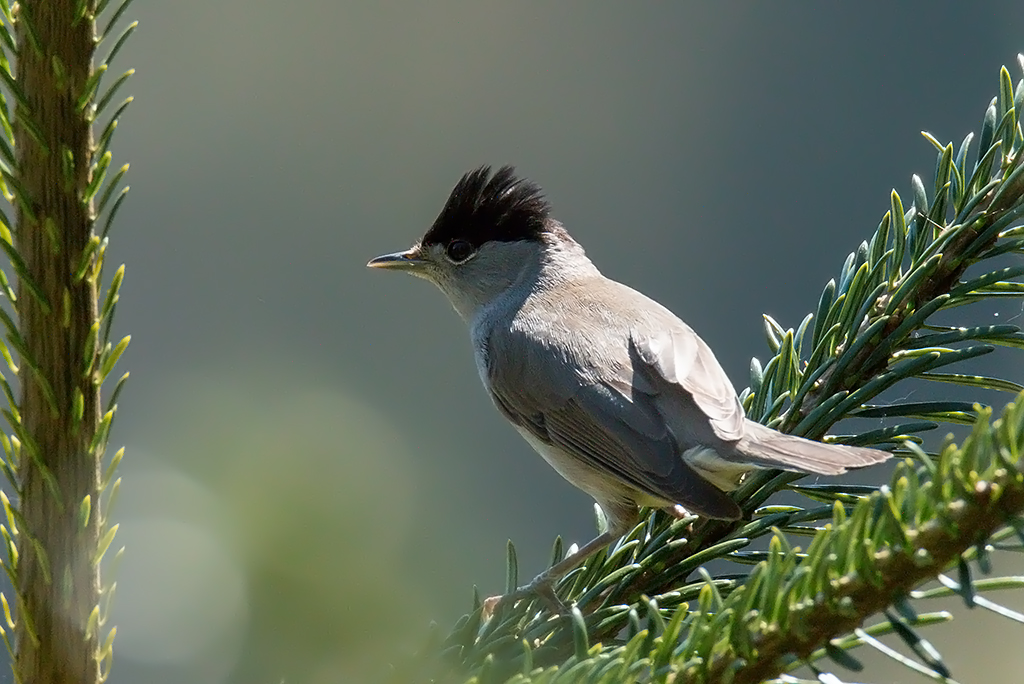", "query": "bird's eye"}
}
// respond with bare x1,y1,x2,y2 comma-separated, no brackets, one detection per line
446,239,475,263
